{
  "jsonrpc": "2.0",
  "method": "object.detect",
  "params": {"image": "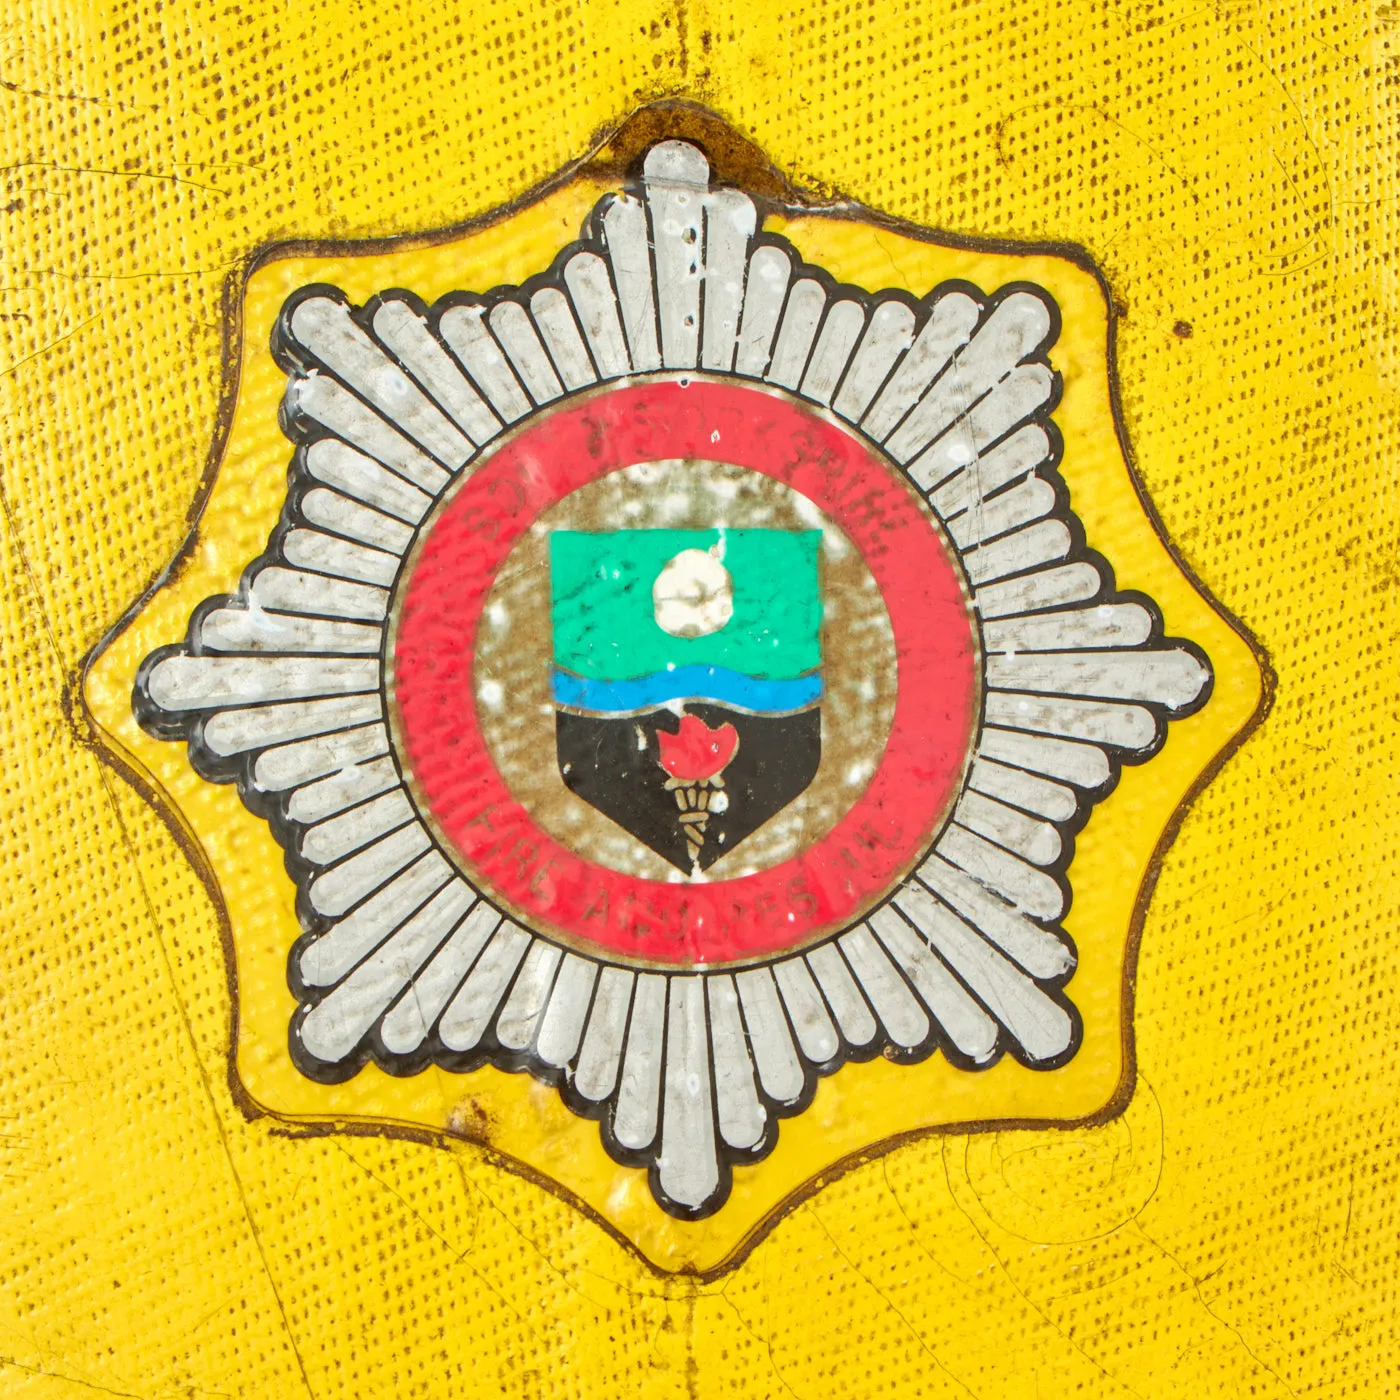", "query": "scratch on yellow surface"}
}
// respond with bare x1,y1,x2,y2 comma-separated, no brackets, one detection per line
0,0,1395,1394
